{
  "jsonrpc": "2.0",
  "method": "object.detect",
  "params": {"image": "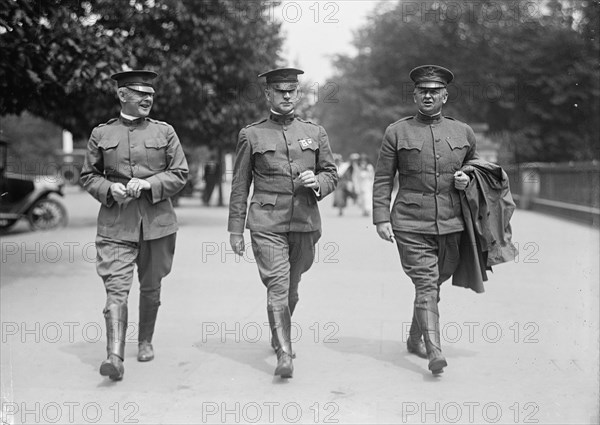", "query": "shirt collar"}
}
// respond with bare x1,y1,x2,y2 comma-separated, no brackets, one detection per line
120,112,144,126
269,109,295,125
416,110,443,124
